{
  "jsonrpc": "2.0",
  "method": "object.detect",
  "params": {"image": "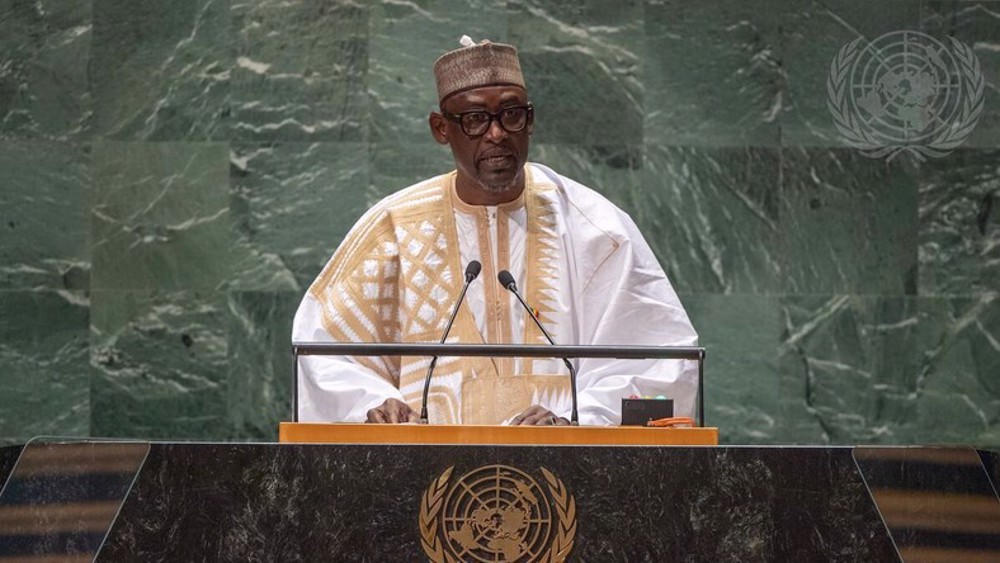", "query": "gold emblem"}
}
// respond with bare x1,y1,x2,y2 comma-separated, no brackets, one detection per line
419,465,576,562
